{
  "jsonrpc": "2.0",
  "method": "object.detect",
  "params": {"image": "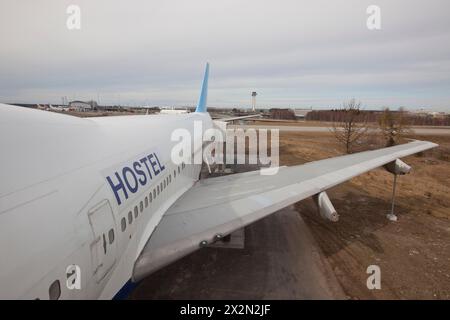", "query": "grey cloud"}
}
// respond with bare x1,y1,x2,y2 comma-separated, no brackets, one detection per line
0,0,449,110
